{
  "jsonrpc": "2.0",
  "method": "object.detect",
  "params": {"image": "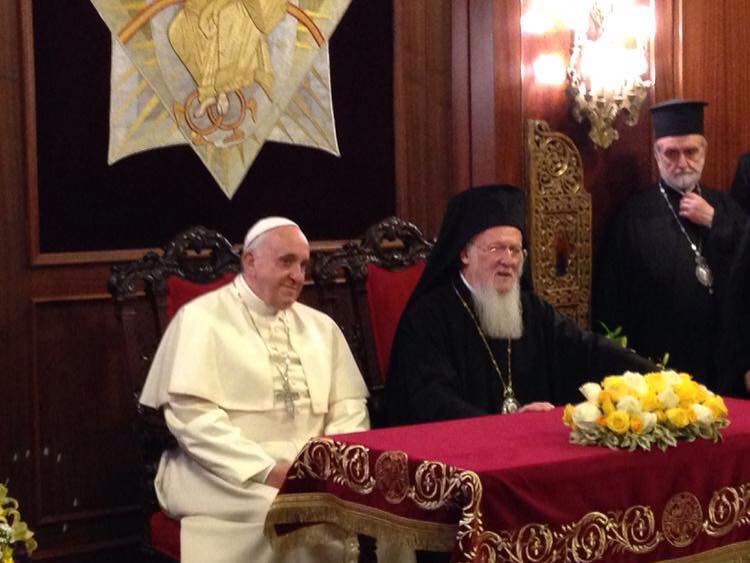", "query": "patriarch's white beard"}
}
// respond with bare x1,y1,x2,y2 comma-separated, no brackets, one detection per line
471,279,523,339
